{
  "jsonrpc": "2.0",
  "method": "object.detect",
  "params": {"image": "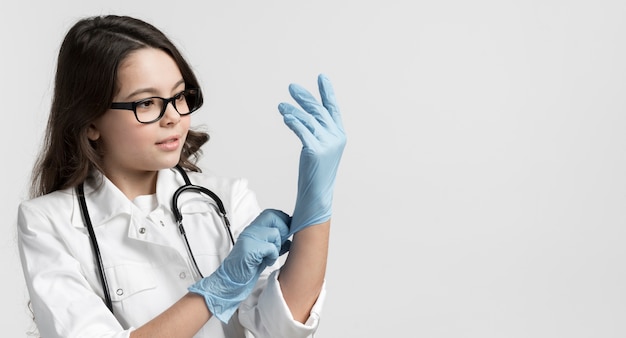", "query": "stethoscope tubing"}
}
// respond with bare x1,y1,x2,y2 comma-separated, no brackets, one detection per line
76,166,234,314
76,183,113,312
172,183,235,278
